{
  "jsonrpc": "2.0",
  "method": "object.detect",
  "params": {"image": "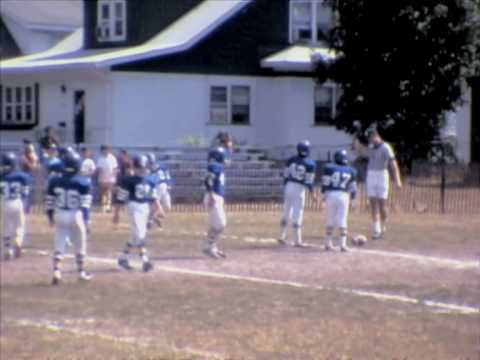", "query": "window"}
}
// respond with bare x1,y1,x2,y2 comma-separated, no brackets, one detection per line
290,0,335,44
314,84,339,125
97,0,126,42
0,84,38,128
209,86,251,125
